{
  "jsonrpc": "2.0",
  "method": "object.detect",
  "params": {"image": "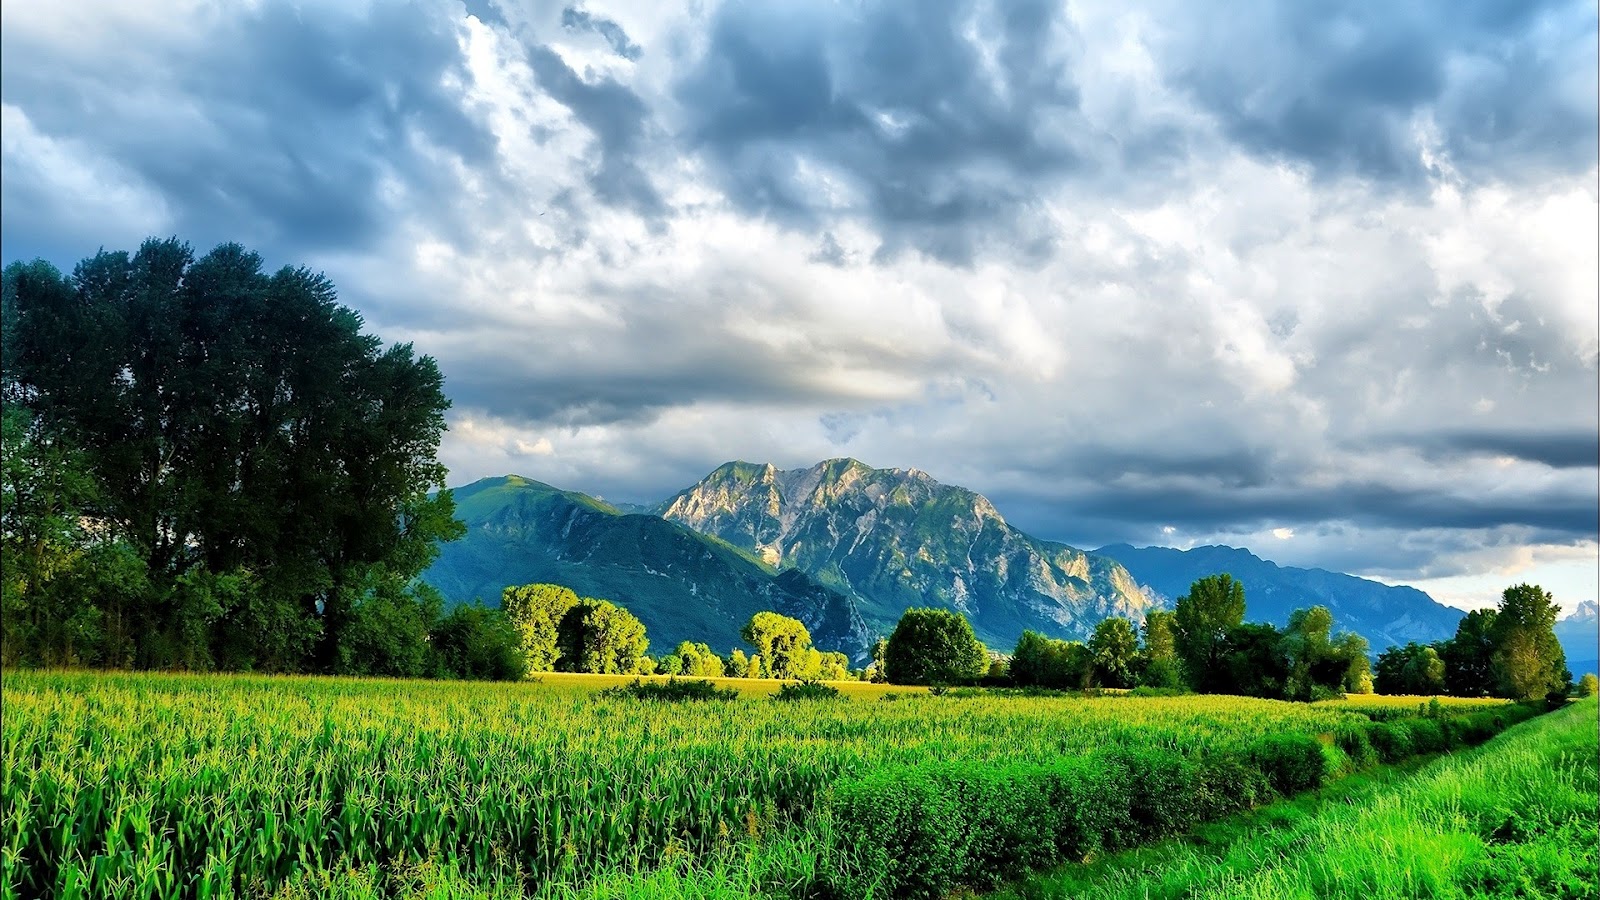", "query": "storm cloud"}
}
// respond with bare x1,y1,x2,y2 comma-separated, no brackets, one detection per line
3,0,1595,609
